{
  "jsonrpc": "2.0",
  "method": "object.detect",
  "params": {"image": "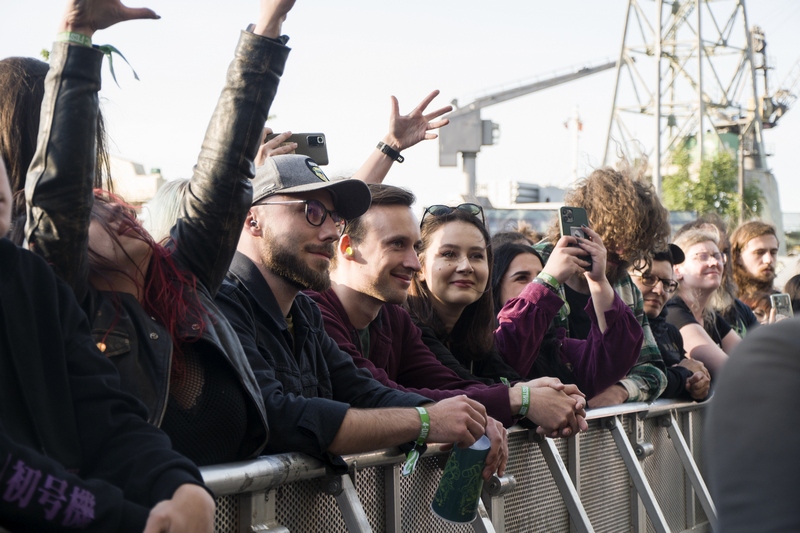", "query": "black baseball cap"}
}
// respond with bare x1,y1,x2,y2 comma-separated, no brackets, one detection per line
251,155,371,220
